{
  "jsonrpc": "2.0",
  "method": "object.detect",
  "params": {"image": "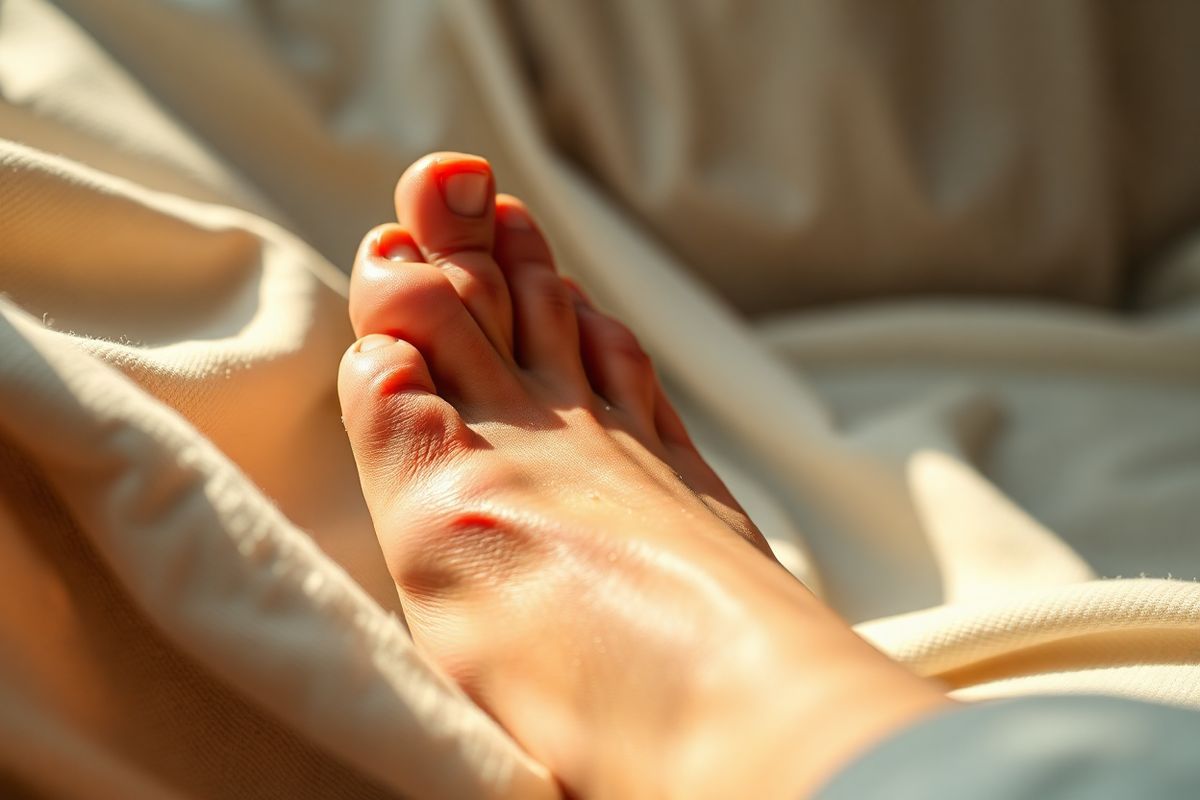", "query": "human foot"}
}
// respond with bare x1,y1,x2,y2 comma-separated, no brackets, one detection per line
338,153,950,799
